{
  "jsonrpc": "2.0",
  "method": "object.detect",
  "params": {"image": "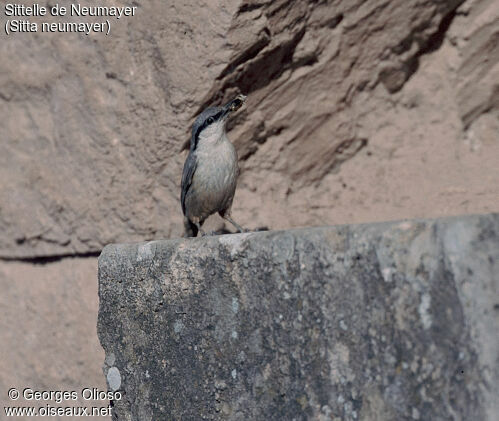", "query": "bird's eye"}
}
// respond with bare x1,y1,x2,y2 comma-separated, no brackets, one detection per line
207,117,214,125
